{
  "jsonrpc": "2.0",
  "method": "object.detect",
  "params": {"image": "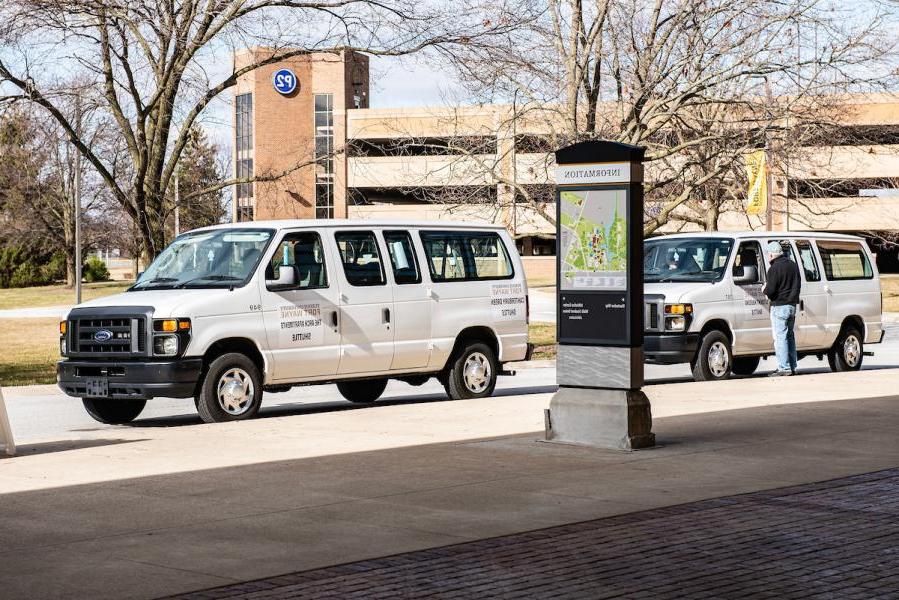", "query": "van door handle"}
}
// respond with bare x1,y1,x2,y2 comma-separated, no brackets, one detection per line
330,310,338,328
383,307,391,324
427,288,437,300
800,300,805,311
